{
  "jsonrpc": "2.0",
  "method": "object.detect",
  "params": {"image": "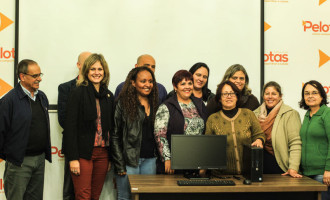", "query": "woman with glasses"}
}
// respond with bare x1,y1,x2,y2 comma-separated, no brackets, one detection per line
154,70,208,175
63,54,114,200
207,64,259,115
254,81,302,178
299,80,330,200
205,80,265,176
